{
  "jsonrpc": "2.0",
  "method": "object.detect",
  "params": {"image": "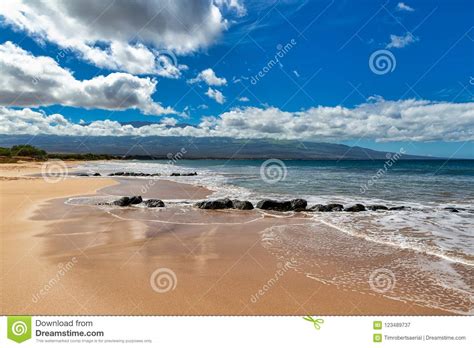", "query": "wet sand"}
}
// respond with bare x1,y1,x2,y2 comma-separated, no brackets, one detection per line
99,177,212,200
0,162,116,314
1,162,453,315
